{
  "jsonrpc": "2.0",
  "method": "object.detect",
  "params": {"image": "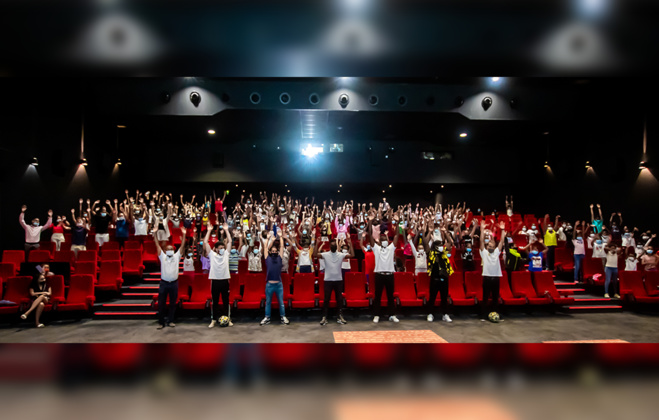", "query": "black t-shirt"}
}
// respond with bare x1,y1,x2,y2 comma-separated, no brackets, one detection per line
95,214,111,234
462,250,475,271
428,250,450,278
72,226,87,245
30,278,47,293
